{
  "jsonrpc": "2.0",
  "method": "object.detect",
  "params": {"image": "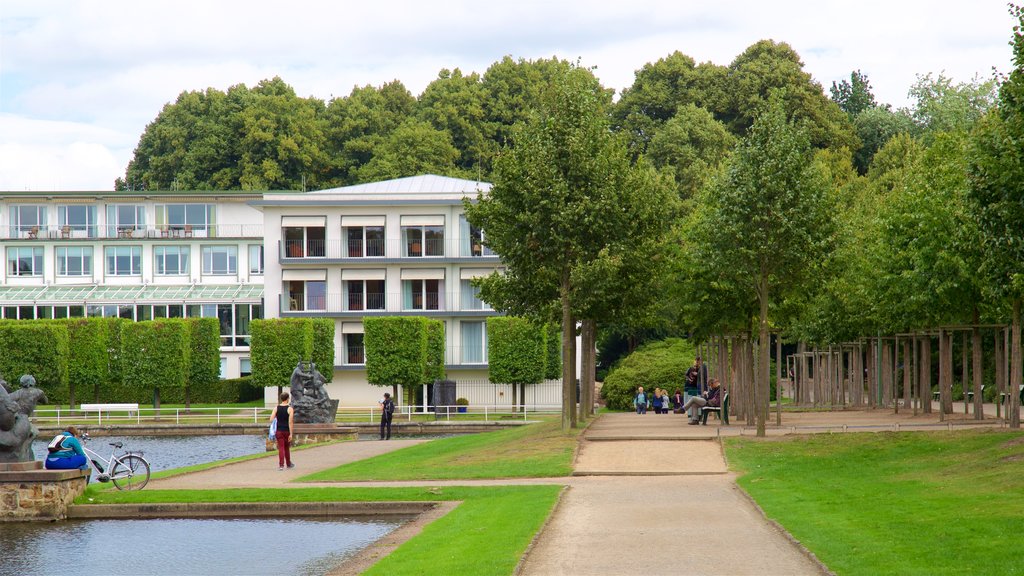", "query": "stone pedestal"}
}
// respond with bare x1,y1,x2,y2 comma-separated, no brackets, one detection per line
265,424,357,451
1,461,89,521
